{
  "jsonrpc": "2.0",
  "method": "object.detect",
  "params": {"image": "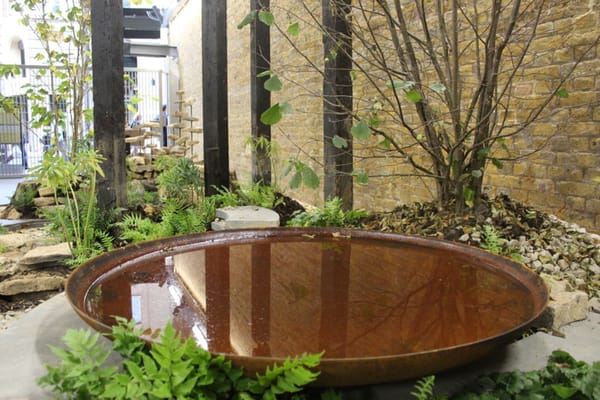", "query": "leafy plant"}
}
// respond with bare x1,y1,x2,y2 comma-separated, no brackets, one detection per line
238,2,598,214
154,156,204,205
39,318,323,399
287,197,367,228
452,350,600,400
10,0,93,154
212,182,284,210
117,197,216,244
9,184,36,214
479,225,502,255
30,145,113,265
411,375,447,400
